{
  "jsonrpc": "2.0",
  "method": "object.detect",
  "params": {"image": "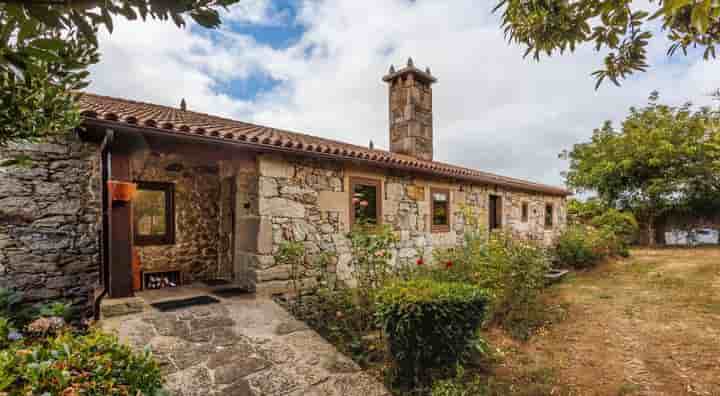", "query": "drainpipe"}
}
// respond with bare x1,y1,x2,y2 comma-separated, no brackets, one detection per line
93,129,114,321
